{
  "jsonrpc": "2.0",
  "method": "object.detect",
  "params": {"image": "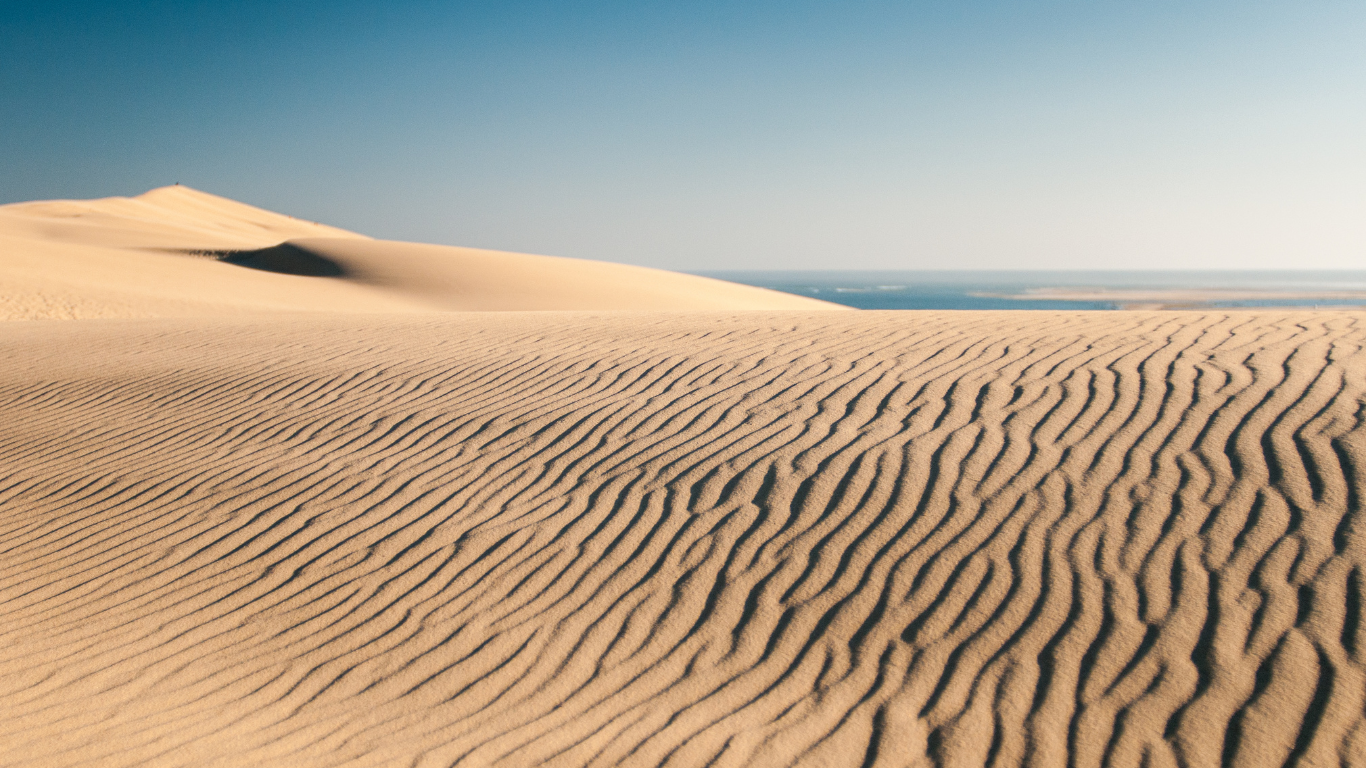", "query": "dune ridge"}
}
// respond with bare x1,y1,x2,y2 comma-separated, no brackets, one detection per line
0,186,842,318
3,309,1364,767
0,184,365,251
